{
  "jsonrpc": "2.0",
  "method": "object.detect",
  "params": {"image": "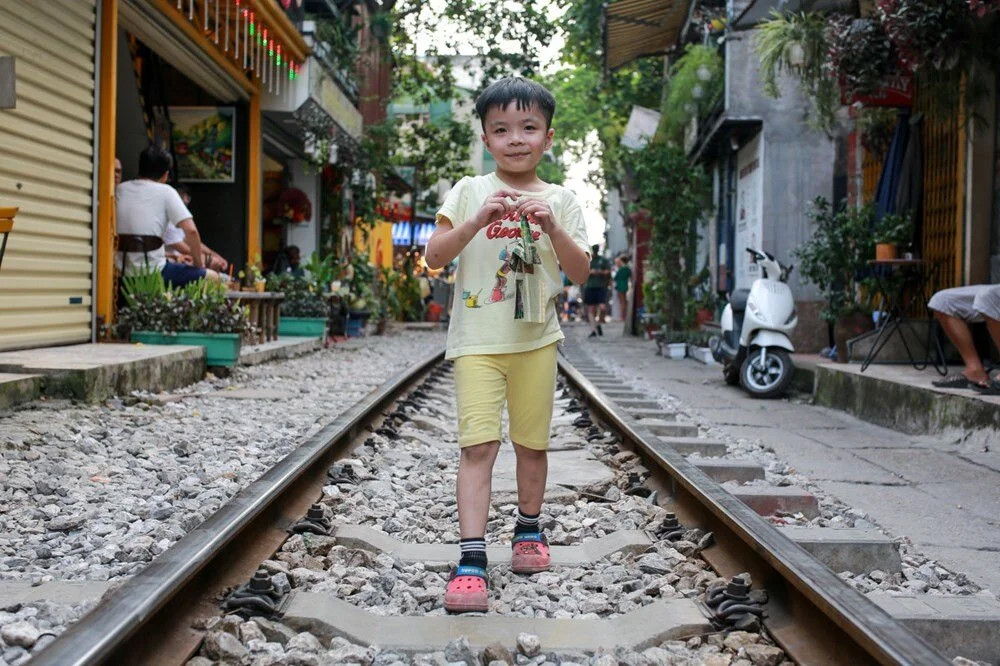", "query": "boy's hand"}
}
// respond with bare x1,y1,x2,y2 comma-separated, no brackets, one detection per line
513,198,557,235
472,190,520,230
